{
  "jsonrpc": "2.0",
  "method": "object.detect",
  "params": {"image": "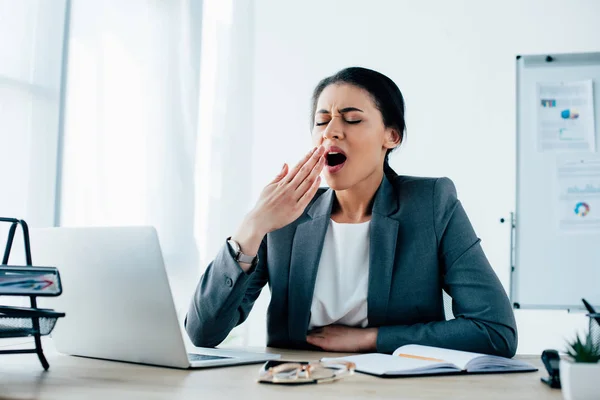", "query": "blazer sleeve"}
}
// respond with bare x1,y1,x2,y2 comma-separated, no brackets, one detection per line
184,236,269,347
376,177,518,357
